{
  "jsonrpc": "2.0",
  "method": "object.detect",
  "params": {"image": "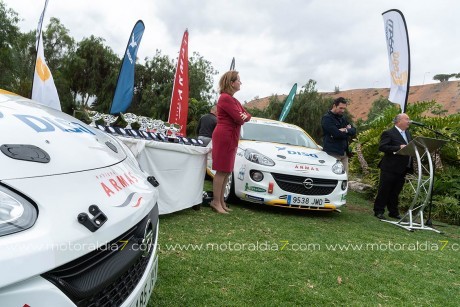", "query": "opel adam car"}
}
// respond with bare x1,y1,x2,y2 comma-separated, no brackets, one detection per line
0,90,159,306
207,117,347,211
